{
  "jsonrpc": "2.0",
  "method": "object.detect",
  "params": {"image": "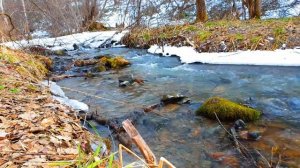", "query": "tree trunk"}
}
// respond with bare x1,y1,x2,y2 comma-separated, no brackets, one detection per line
136,0,142,26
21,0,30,36
253,0,261,19
246,0,261,19
82,0,99,29
195,0,208,22
0,0,8,25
